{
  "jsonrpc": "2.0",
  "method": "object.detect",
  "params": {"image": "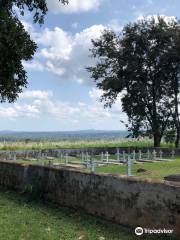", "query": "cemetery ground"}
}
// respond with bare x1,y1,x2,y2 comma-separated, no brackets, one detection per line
96,158,180,180
0,189,176,240
16,155,180,181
